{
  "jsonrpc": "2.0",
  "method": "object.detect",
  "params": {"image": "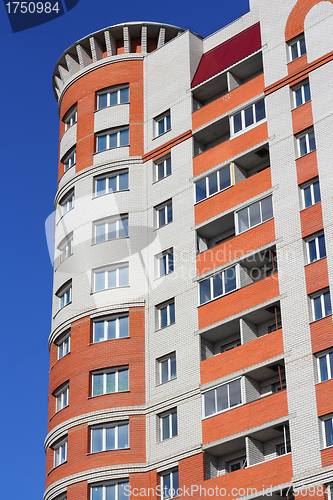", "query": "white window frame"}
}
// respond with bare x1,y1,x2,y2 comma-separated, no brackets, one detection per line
93,264,129,292
154,111,171,138
160,409,178,441
94,170,129,197
92,367,129,396
293,80,311,108
55,383,69,412
57,331,71,360
231,99,266,136
327,485,333,500
311,290,332,322
155,200,173,228
202,377,243,419
155,155,171,182
288,35,306,61
157,300,175,330
61,191,74,216
97,85,129,110
155,248,174,278
64,106,77,131
297,129,316,157
91,422,129,453
96,128,129,152
160,470,179,500
63,149,76,172
53,438,68,467
94,215,129,244
306,233,326,264
228,457,245,473
91,481,129,500
235,196,273,235
301,178,321,209
93,315,129,343
194,164,233,203
322,416,333,448
158,352,176,384
317,351,333,382
58,234,73,262
198,264,239,306
58,283,72,309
